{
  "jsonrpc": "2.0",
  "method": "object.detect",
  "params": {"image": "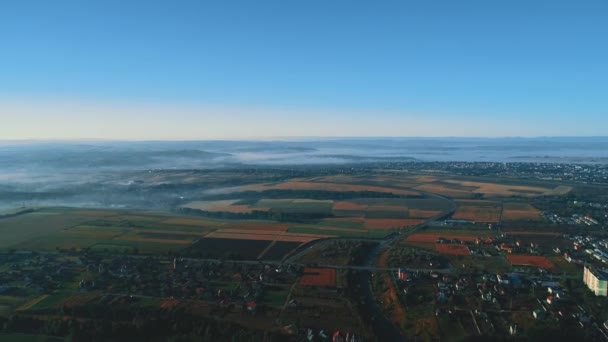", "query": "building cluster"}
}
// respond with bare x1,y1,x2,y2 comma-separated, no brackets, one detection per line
544,212,599,226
